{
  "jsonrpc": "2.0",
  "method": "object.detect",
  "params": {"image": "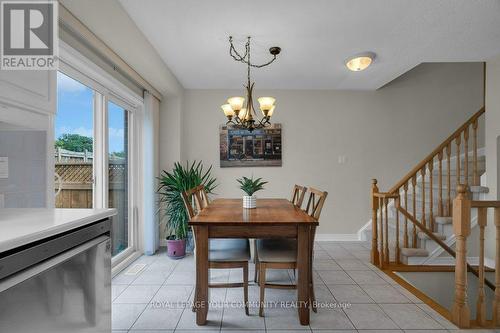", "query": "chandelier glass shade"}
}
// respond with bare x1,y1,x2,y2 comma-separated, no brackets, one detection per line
221,36,281,131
